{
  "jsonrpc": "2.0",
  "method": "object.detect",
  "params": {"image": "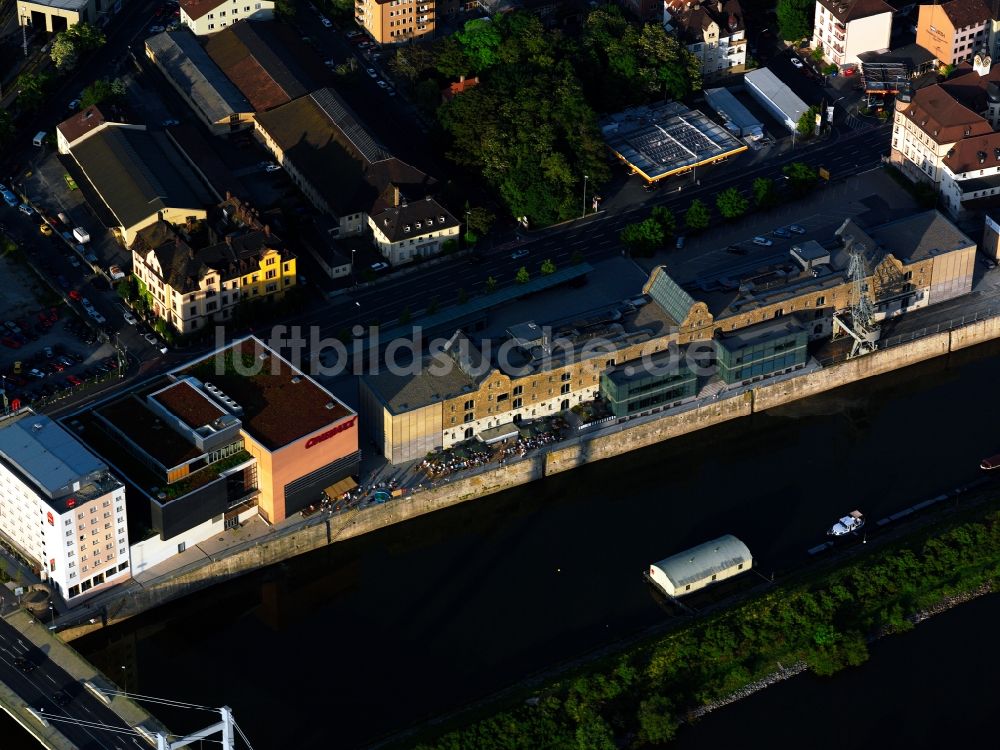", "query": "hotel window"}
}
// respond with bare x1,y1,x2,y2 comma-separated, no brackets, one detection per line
463,412,474,423
560,383,570,394
513,398,522,409
513,385,523,396
208,12,214,17
463,399,474,410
